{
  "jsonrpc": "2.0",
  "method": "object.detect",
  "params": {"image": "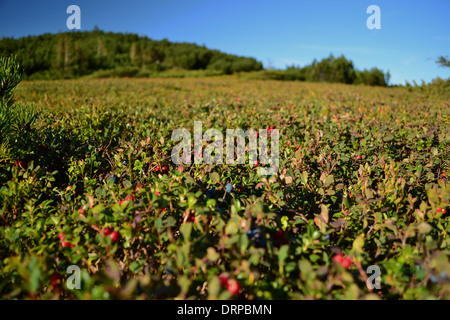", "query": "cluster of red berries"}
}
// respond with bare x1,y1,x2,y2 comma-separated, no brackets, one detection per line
102,228,120,243
120,195,135,205
219,274,240,295
58,233,75,248
186,211,195,223
333,254,352,269
437,207,447,214
153,164,169,174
